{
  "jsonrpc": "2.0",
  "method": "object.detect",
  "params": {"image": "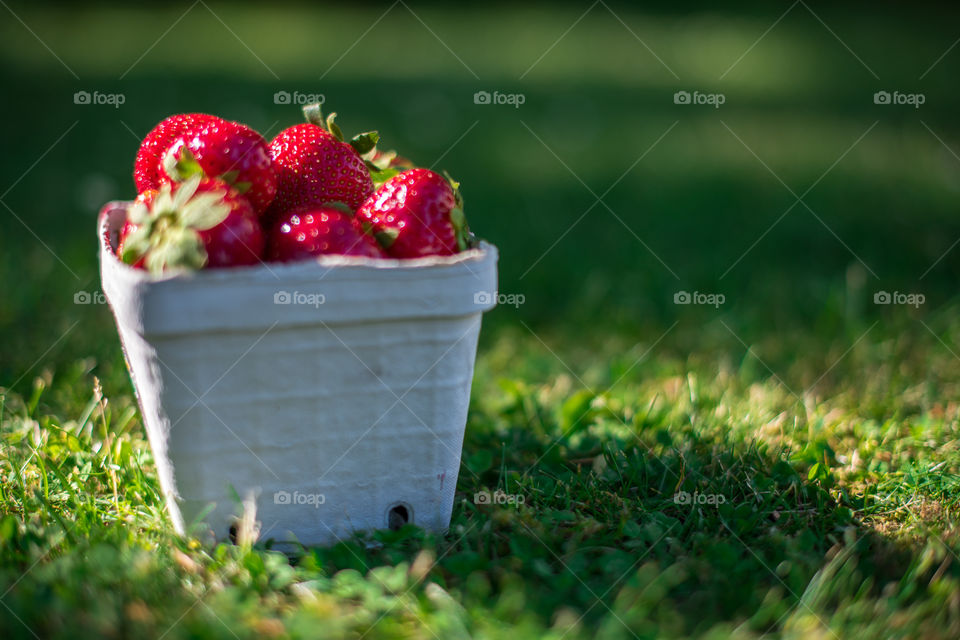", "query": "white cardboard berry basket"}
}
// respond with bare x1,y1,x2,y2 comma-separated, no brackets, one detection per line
98,201,498,546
